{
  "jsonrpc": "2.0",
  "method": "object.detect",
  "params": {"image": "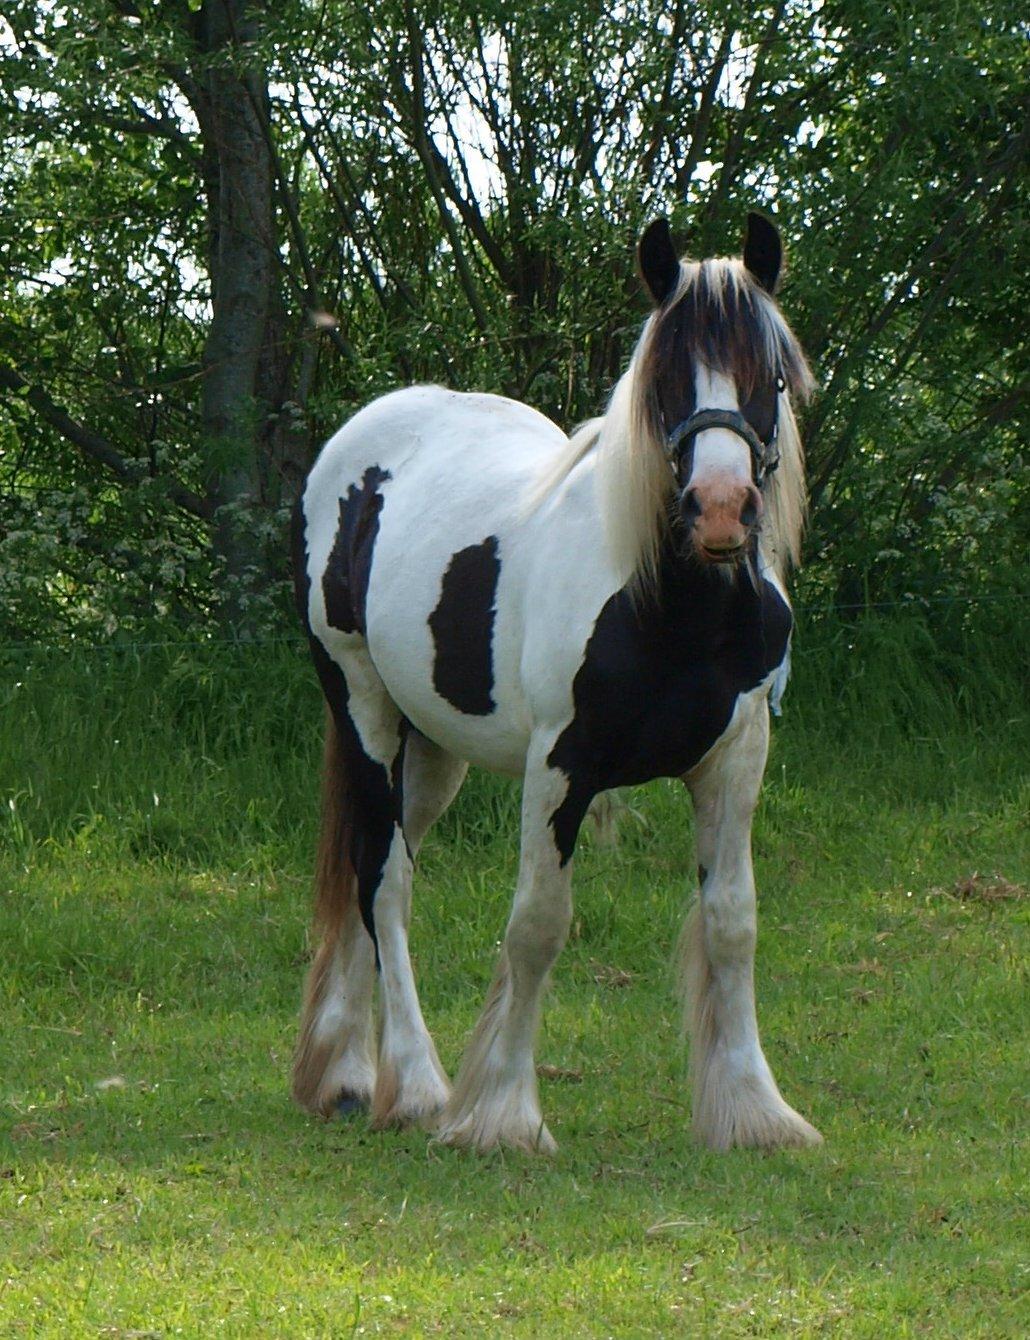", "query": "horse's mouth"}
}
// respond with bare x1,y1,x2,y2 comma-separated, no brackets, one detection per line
697,542,747,565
